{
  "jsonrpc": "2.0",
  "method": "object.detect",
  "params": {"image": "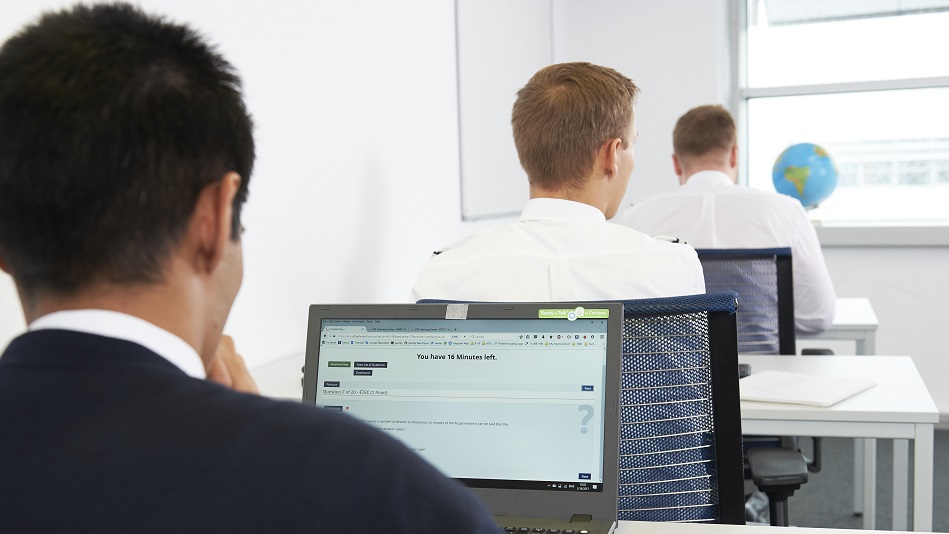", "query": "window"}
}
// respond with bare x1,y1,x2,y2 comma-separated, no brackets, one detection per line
737,0,949,231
